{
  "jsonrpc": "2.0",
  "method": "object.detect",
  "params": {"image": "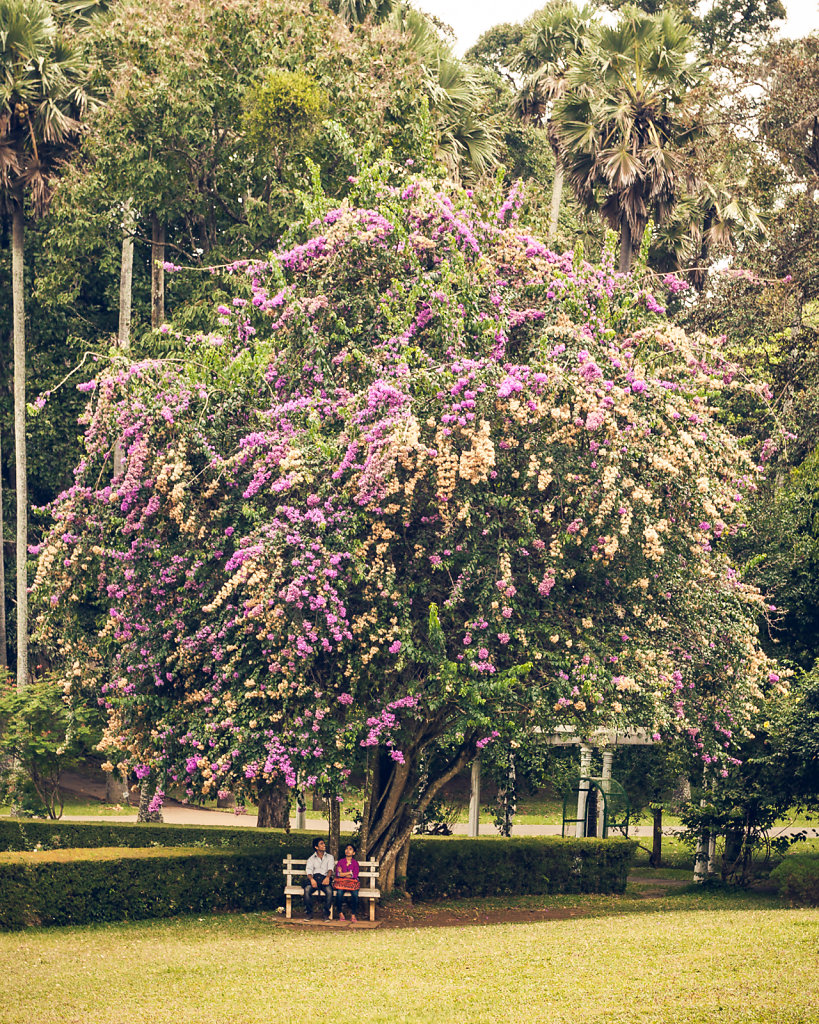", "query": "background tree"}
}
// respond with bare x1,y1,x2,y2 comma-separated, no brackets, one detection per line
0,0,89,689
554,8,705,271
596,0,785,53
511,1,597,242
